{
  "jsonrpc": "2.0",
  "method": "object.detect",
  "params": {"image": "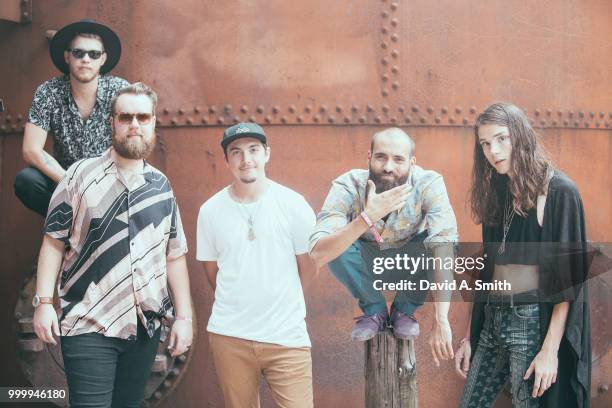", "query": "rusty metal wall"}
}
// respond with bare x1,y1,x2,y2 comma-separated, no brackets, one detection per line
0,1,610,407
